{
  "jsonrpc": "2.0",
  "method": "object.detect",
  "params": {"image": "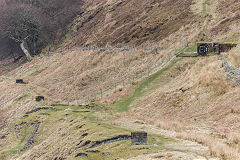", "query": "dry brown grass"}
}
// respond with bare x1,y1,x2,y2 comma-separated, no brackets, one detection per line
226,131,240,145
126,111,185,132
177,132,240,159
198,68,230,96
230,104,240,114
8,45,178,105
66,0,195,47
224,46,240,69
153,119,185,132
